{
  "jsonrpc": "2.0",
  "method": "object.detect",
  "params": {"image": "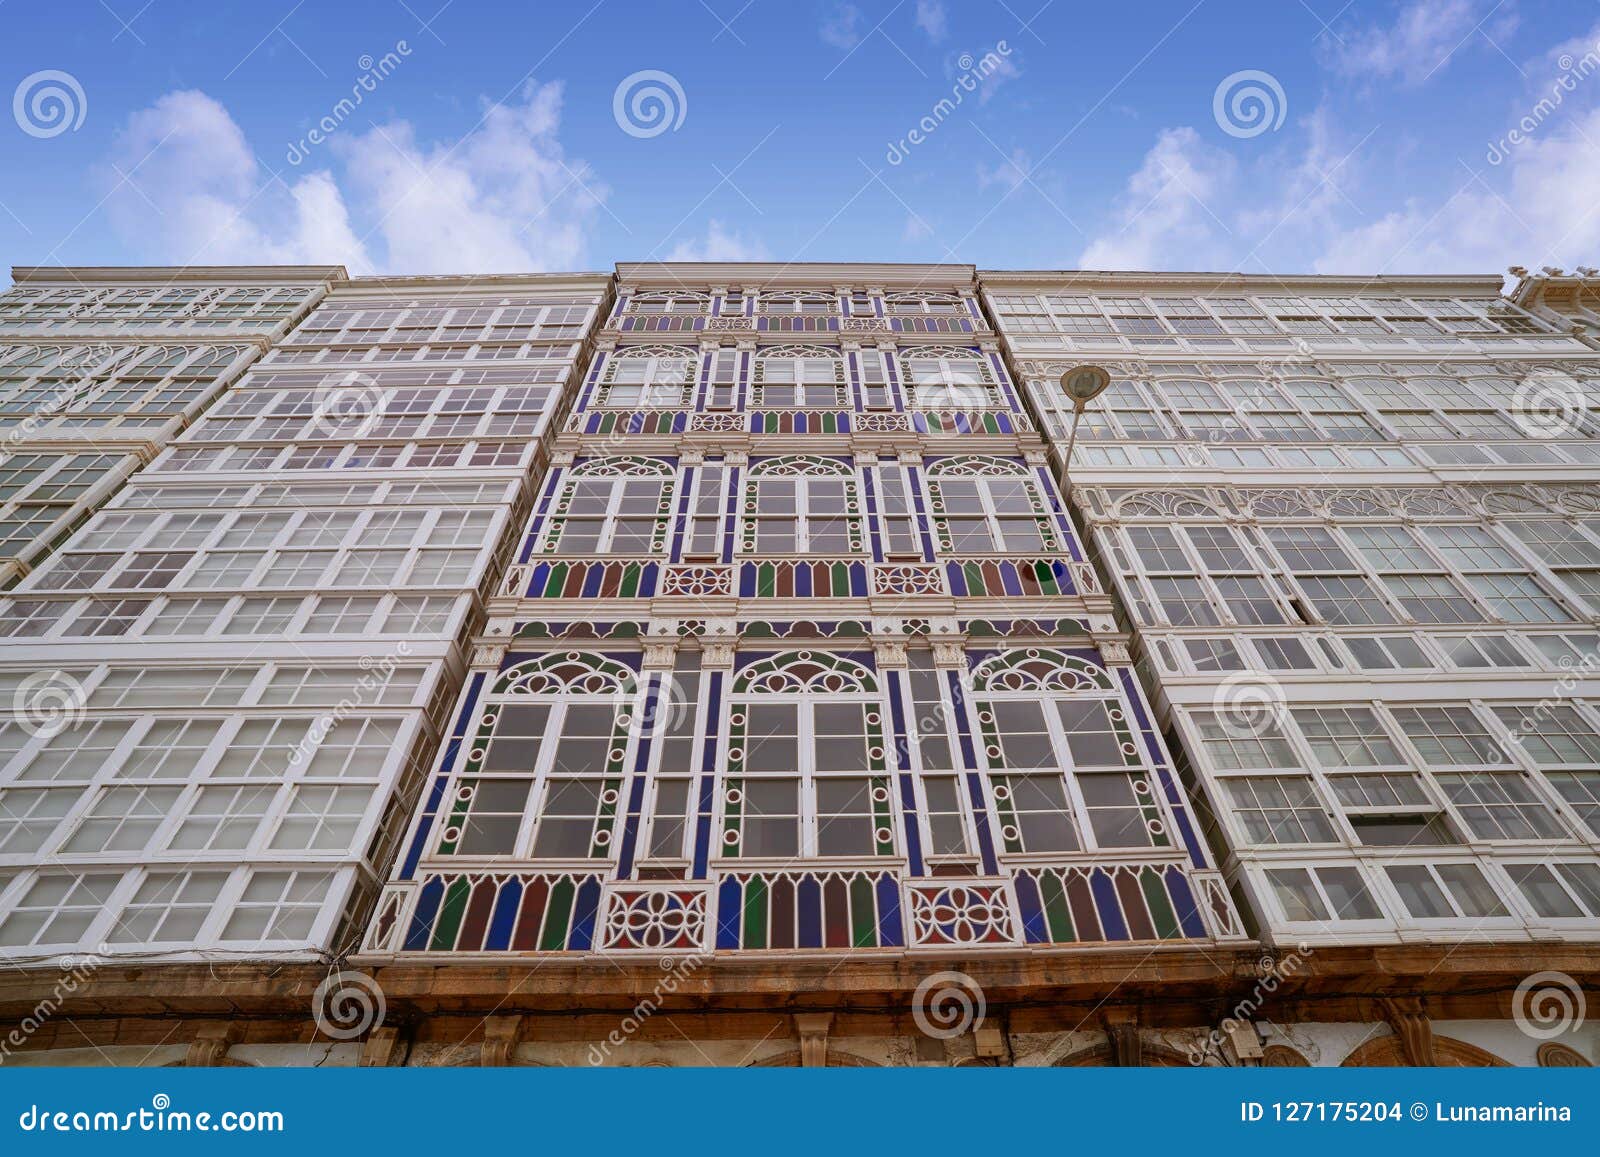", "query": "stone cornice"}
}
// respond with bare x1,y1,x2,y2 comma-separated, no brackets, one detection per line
1,943,1595,1038
977,269,1508,298
329,272,612,296
617,261,978,291
11,265,347,286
